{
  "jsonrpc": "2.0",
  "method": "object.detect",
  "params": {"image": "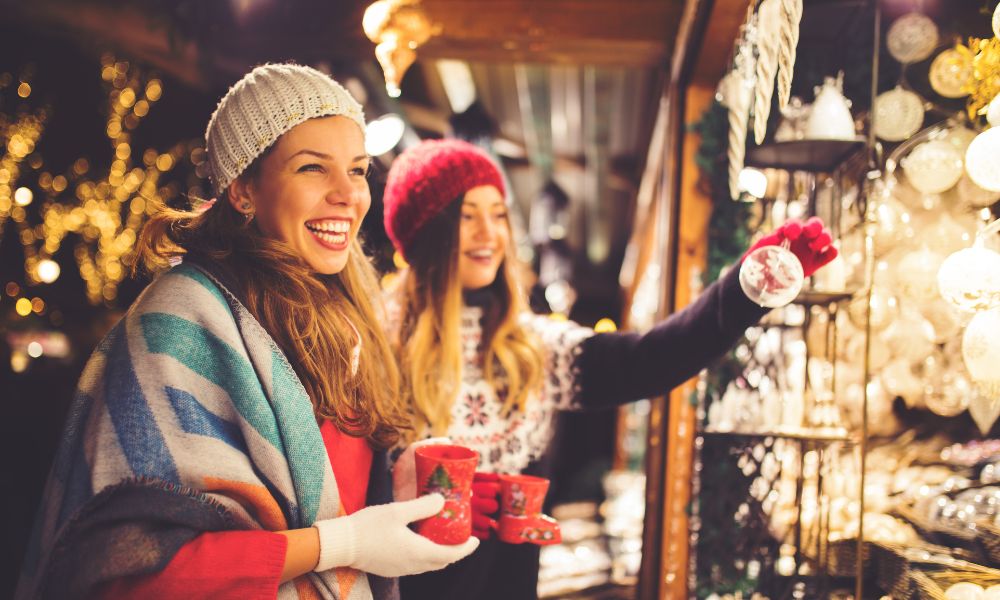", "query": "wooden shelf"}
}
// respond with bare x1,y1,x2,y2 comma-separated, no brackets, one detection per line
746,138,866,172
